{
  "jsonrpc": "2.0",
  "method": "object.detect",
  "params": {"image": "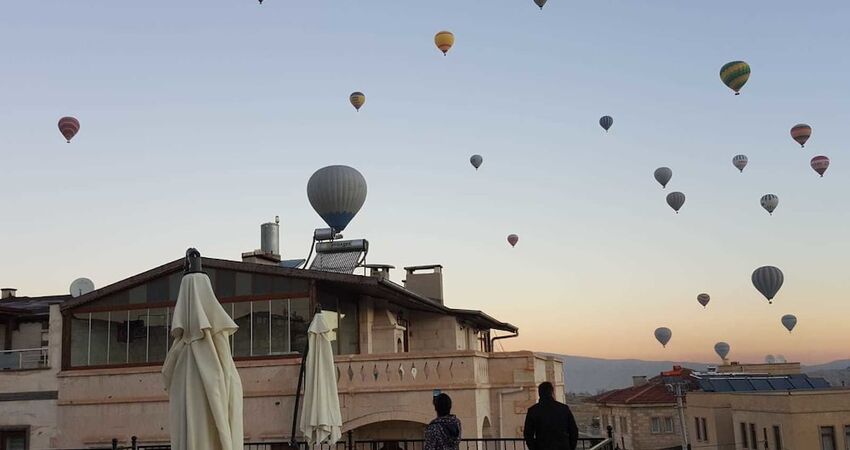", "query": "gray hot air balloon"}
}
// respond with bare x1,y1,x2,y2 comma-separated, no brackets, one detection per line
307,165,367,232
654,327,672,348
697,293,710,308
470,154,483,170
533,0,547,9
654,167,672,188
781,314,797,333
752,266,784,304
760,194,778,215
666,191,685,213
714,342,730,360
732,154,748,172
765,354,776,364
